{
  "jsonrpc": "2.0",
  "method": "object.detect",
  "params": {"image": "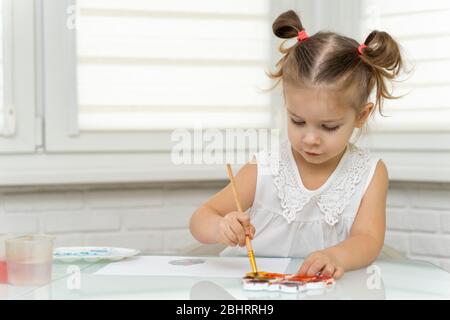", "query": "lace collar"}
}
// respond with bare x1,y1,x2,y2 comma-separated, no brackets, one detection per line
267,141,371,226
